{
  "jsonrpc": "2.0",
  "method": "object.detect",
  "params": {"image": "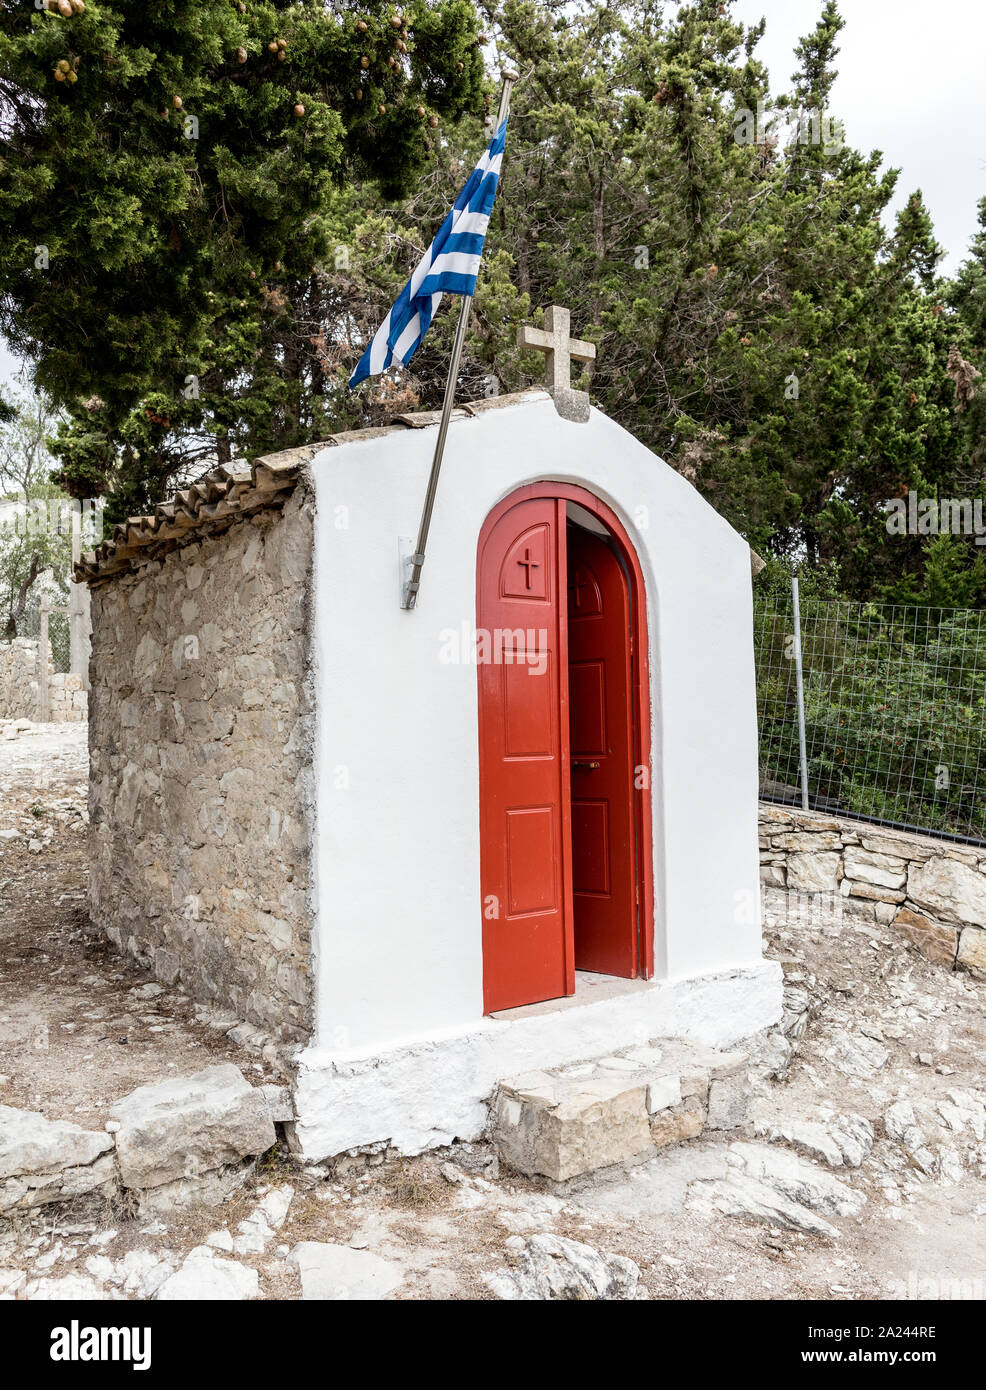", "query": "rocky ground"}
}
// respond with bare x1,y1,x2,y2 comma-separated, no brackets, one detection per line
2,723,986,1301
0,721,281,1127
